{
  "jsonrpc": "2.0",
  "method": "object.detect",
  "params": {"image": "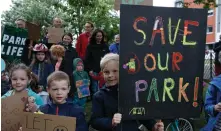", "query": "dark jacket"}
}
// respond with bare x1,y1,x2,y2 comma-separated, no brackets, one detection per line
31,62,54,89
39,101,88,131
21,39,36,65
56,42,78,95
90,85,156,131
85,43,109,73
201,75,221,131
